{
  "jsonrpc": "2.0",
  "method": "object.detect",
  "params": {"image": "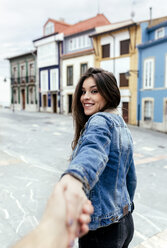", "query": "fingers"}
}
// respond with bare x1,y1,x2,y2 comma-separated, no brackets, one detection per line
82,200,94,215
78,224,89,237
